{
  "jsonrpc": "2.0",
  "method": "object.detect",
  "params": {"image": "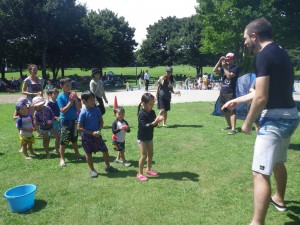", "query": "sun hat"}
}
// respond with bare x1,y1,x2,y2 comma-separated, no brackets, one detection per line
32,96,45,107
225,52,235,59
91,68,101,77
166,67,172,72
